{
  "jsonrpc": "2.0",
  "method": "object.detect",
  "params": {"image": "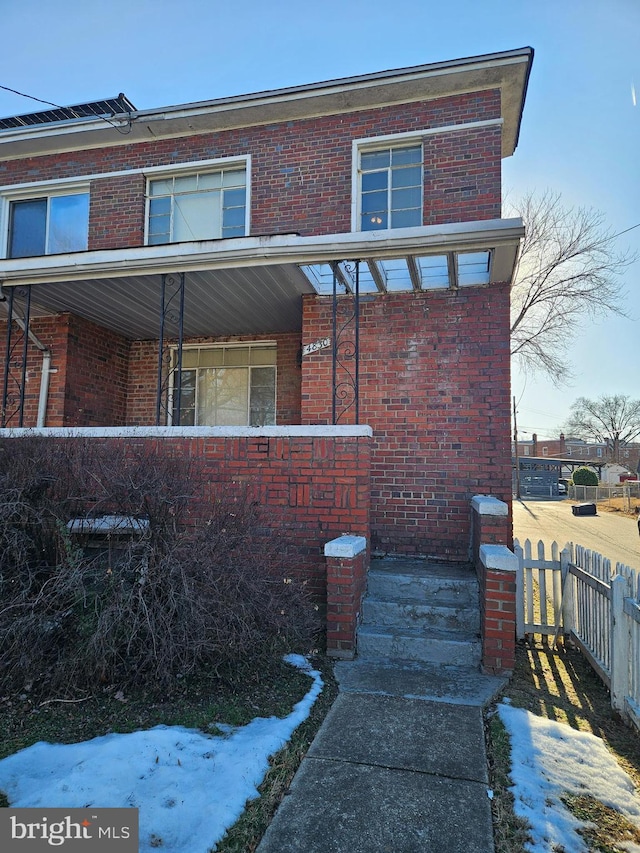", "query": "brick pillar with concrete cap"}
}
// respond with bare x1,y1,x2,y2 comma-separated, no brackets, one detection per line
325,535,368,660
471,495,517,674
